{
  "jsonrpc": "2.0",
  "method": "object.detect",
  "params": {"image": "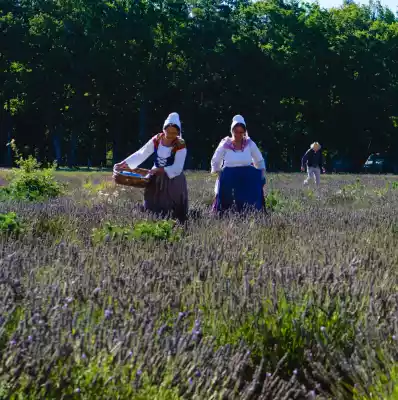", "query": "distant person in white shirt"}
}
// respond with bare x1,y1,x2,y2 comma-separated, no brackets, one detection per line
113,112,188,222
211,115,266,213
